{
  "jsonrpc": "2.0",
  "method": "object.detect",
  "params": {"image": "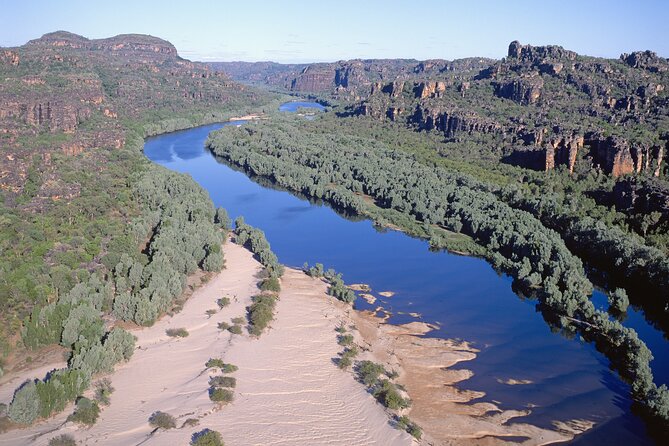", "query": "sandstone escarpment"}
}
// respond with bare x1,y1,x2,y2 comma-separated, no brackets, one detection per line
507,40,577,63
412,105,501,138
494,76,544,105
585,133,664,177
